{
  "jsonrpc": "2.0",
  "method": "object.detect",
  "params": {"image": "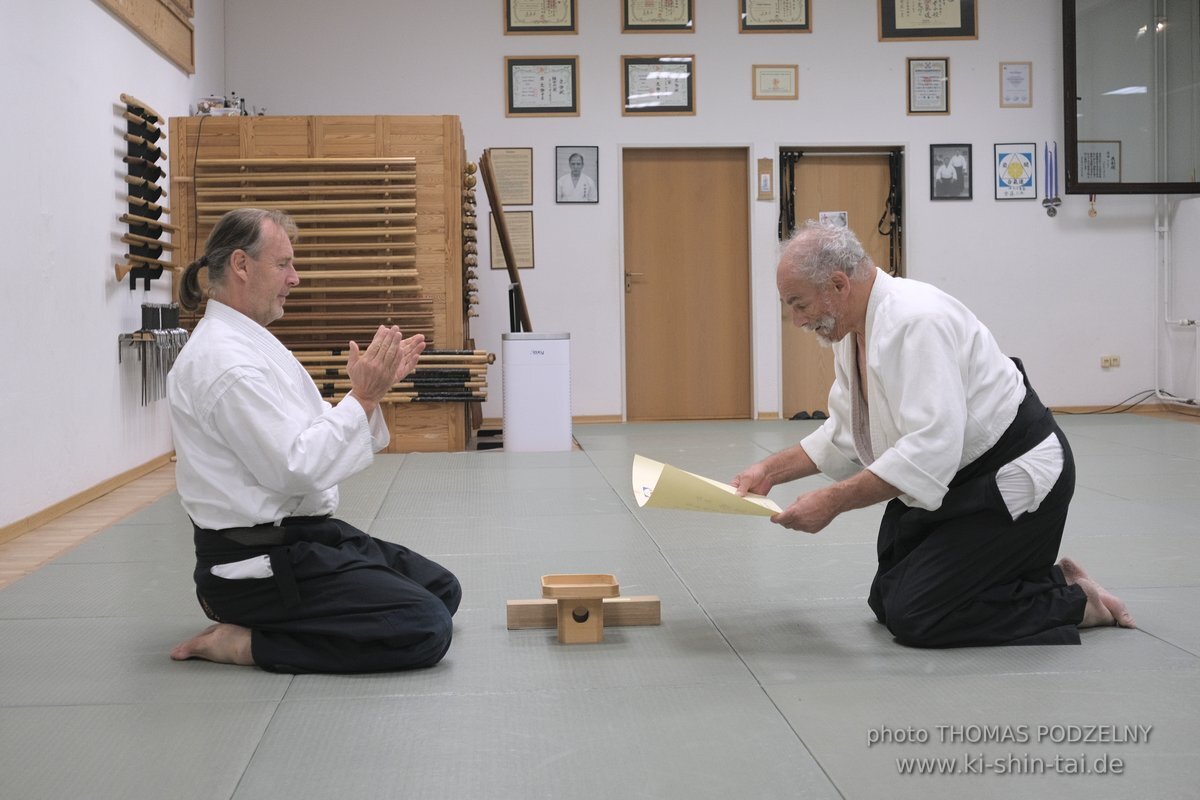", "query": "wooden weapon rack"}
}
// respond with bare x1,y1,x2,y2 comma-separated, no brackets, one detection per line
169,115,484,452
